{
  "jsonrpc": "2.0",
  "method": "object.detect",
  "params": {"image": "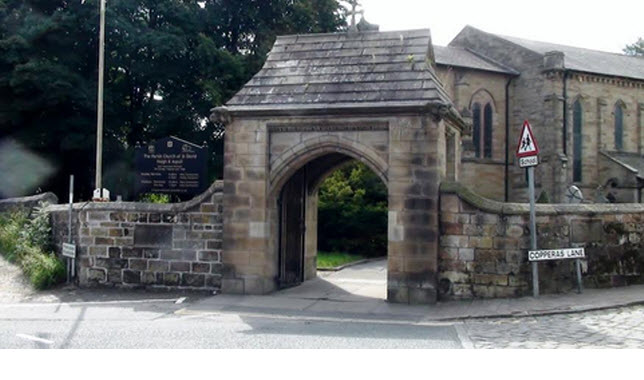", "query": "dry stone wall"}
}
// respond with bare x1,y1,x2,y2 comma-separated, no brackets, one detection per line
439,182,644,300
49,181,224,291
0,193,58,213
